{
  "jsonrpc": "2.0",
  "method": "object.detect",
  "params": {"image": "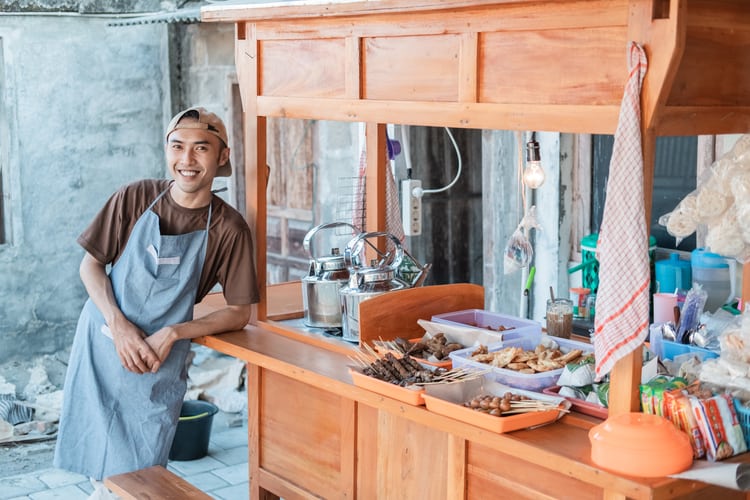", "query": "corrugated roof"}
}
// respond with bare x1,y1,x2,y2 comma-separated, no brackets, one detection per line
108,6,202,27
